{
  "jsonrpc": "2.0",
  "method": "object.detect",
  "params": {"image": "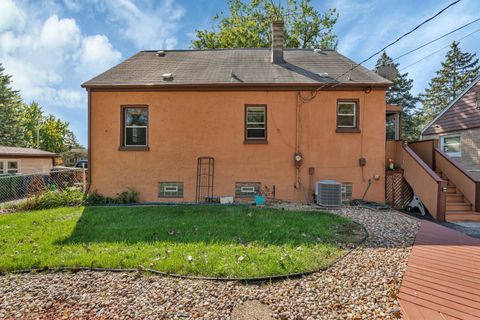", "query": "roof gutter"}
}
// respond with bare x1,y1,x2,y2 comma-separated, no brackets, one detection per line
0,153,58,158
82,82,391,91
